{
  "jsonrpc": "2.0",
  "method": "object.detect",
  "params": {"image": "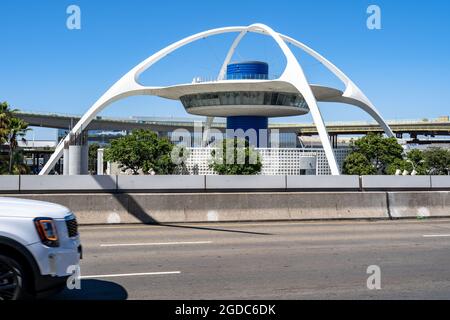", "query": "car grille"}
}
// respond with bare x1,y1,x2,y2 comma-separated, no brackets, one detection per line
66,217,79,238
